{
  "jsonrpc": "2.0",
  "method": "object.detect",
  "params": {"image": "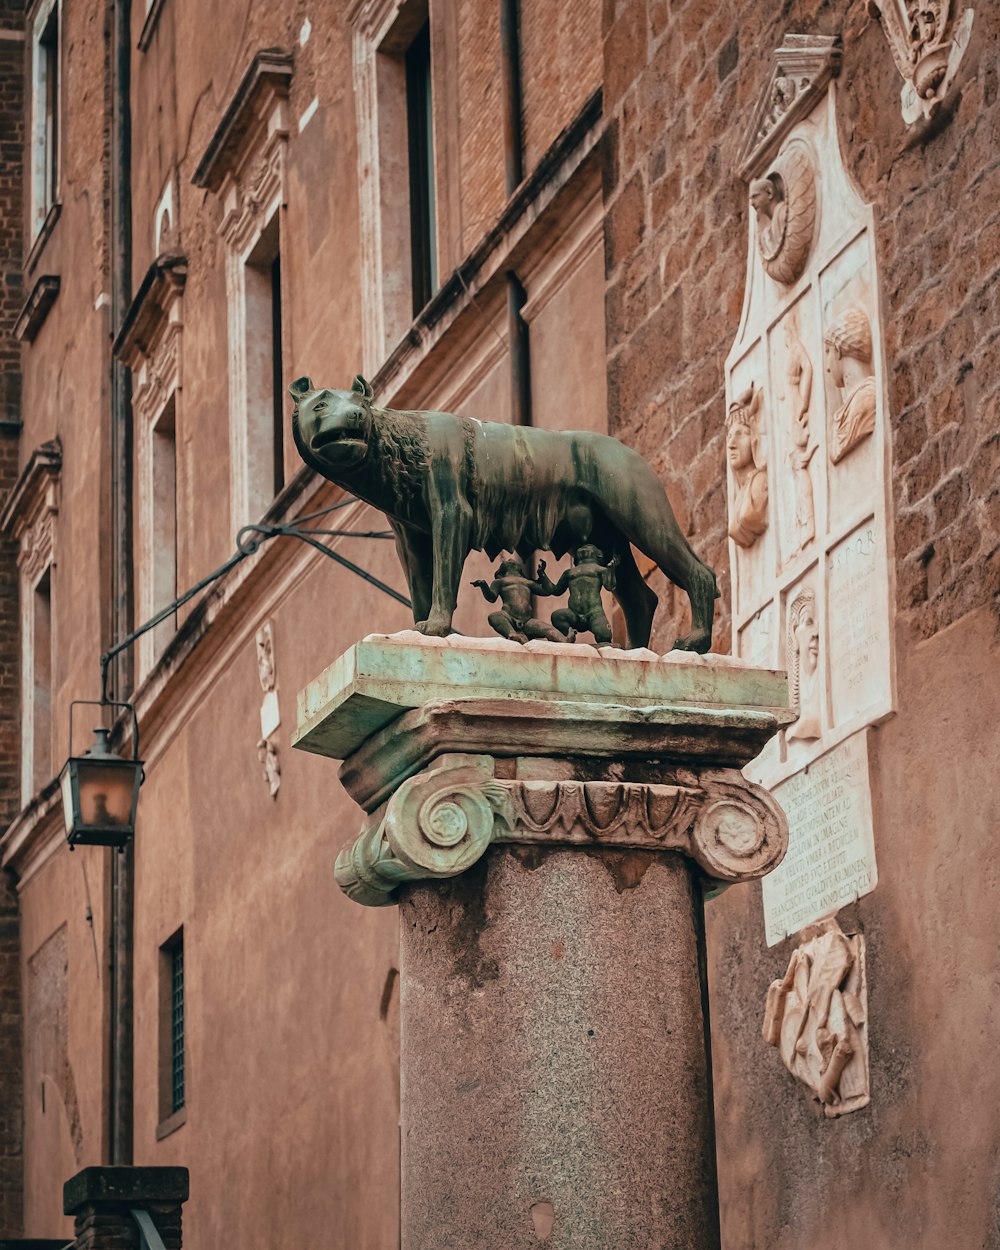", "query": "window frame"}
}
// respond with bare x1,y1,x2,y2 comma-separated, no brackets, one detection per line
30,0,61,241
